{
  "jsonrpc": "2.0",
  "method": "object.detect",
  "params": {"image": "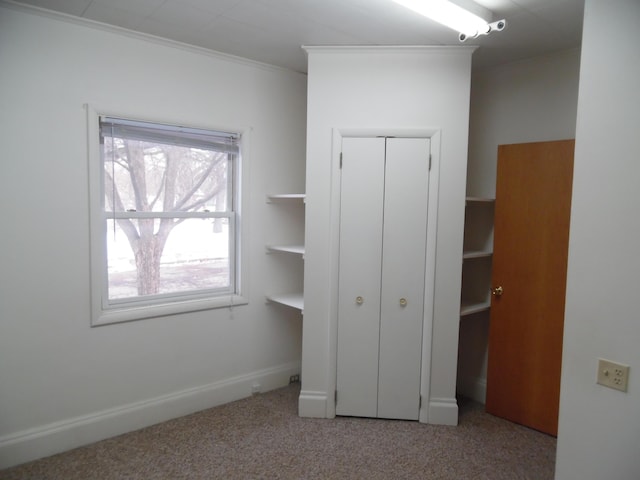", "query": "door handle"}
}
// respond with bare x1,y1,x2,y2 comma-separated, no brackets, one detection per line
399,298,407,307
491,286,503,296
356,296,364,305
